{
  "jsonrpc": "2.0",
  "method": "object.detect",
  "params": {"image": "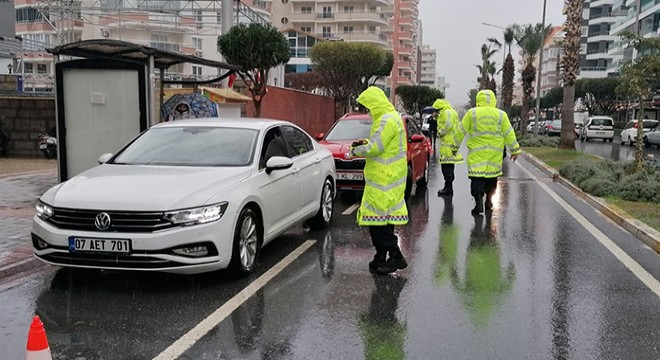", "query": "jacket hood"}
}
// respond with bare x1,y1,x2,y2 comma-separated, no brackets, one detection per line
357,86,396,119
432,99,451,111
476,90,497,107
